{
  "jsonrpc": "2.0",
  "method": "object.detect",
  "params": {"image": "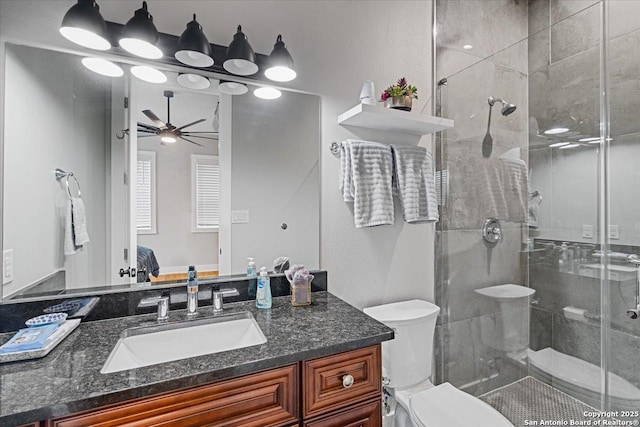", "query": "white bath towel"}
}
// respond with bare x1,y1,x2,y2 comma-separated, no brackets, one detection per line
500,157,528,223
391,144,439,223
64,197,90,256
341,140,395,228
339,140,354,202
528,193,541,228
